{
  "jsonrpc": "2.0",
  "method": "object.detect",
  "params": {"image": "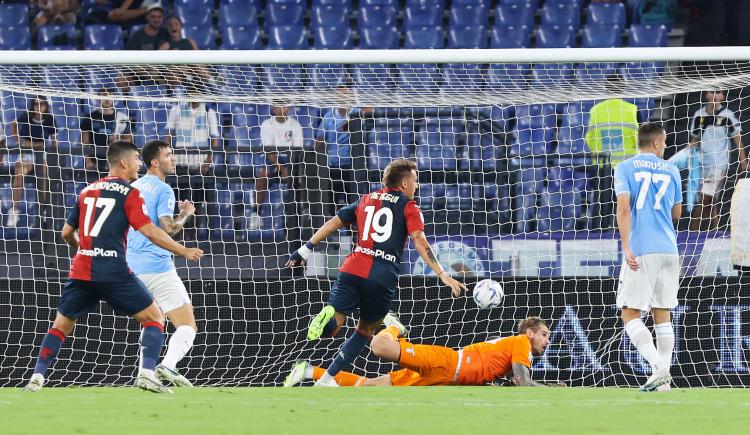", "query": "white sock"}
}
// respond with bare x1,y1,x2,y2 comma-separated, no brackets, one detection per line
624,318,663,372
654,322,674,371
304,366,314,379
160,325,196,371
318,370,334,383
